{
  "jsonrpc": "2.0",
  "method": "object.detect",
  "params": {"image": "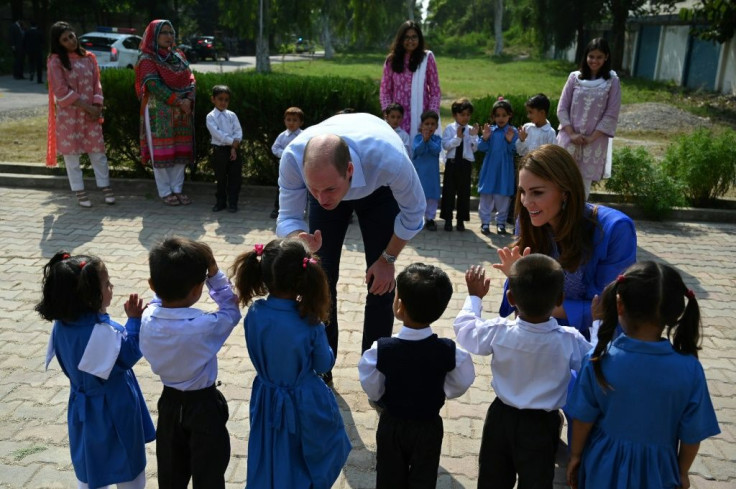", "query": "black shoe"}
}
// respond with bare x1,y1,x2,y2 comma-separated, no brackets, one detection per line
444,220,453,232
497,224,506,234
319,371,333,387
481,224,491,235
228,205,238,213
425,219,437,231
368,399,386,414
270,208,278,219
456,221,465,232
212,203,226,212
